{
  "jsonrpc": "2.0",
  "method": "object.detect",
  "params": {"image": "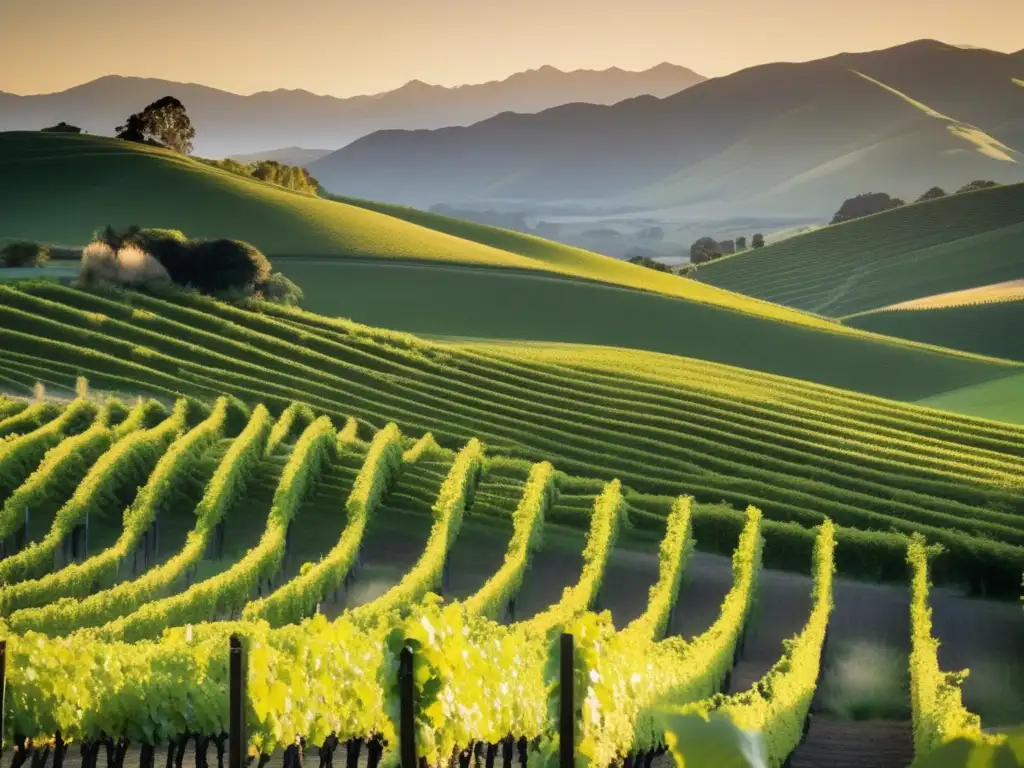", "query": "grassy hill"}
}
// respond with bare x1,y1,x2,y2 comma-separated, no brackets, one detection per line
4,130,1023,405
847,299,1024,362
695,182,1024,317
1,282,1022,597
919,373,1024,424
